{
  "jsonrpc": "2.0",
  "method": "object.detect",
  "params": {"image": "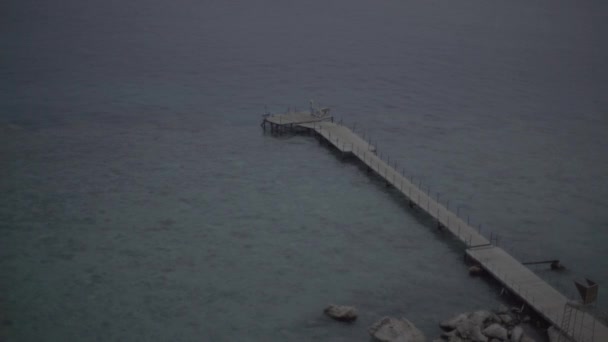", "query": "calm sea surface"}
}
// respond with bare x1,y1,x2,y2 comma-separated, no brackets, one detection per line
1,0,607,341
